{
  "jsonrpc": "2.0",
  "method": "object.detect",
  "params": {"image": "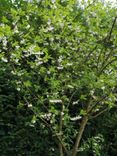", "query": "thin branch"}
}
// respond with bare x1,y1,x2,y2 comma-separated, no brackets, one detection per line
100,48,114,71
98,58,117,76
85,0,97,10
38,115,68,155
88,88,115,115
90,107,109,119
88,95,108,114
66,90,78,109
106,17,117,41
73,0,96,22
84,45,97,63
58,102,64,156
